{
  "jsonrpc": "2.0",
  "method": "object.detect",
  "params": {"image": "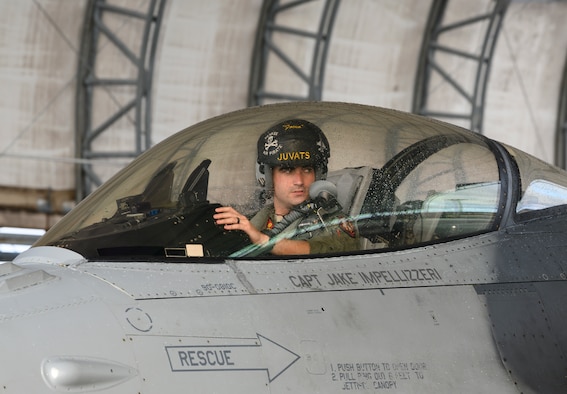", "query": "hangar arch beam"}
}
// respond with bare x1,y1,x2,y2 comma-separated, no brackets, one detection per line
248,0,341,106
412,0,510,133
75,0,167,200
556,54,567,169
